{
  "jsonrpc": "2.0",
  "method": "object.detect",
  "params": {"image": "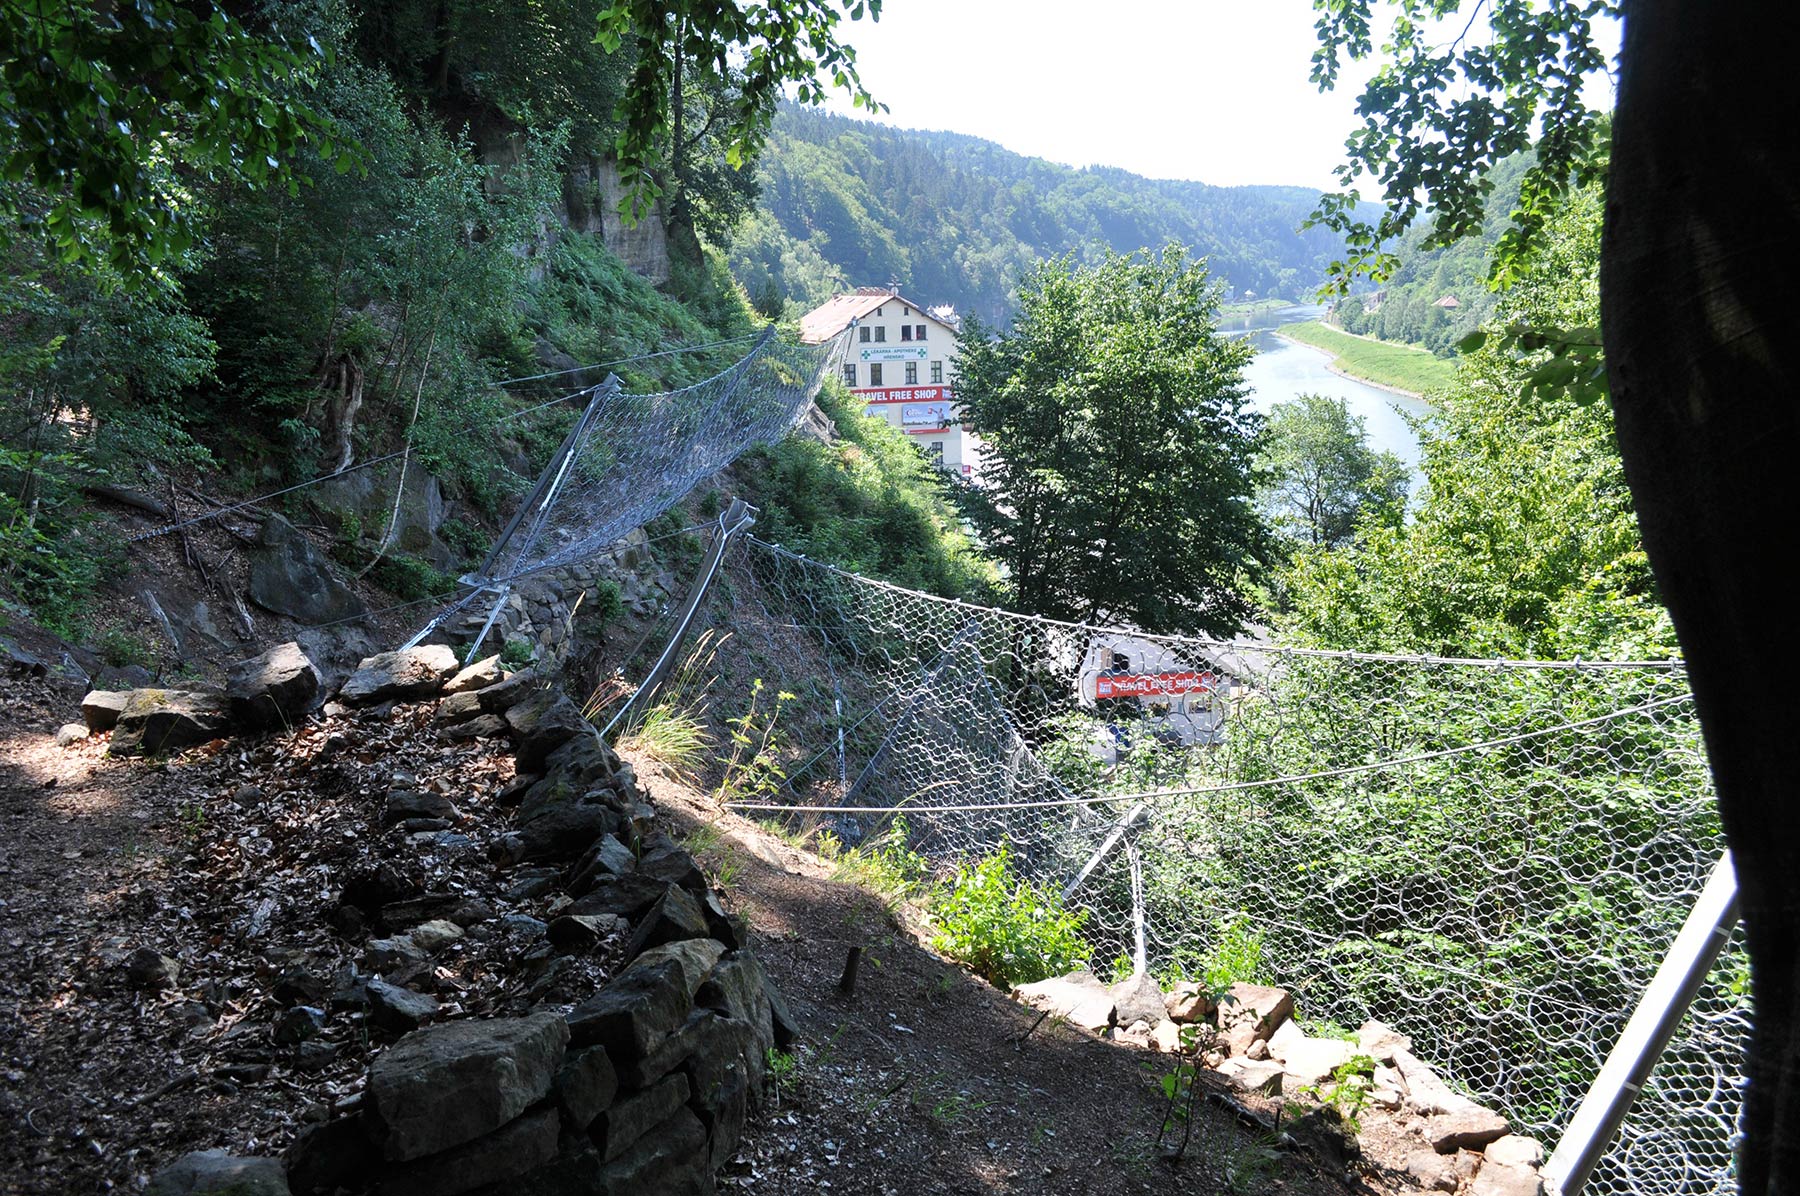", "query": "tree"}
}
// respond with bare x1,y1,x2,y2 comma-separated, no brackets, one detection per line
0,0,336,280
594,0,883,221
1280,187,1672,661
956,248,1269,637
1260,393,1408,549
1309,2,1800,1184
